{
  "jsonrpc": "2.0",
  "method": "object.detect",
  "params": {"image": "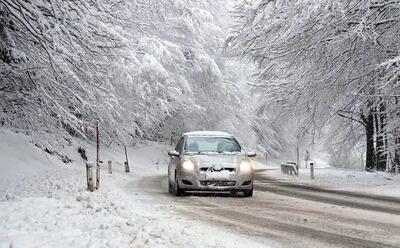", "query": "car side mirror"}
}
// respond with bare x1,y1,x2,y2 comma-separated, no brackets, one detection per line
168,150,179,157
246,152,256,157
